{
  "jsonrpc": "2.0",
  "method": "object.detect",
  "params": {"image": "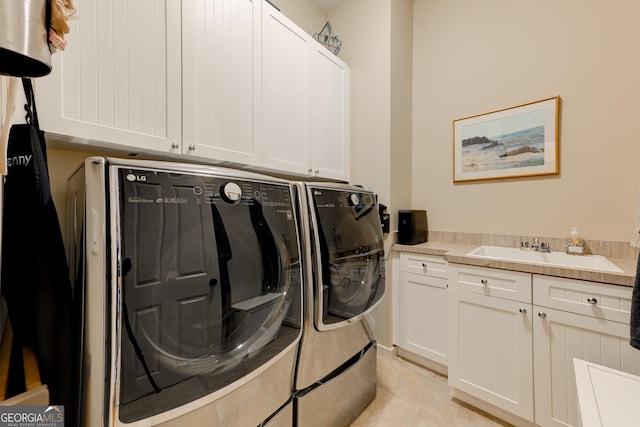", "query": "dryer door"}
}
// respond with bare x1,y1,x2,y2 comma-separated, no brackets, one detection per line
308,186,385,331
114,167,302,423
